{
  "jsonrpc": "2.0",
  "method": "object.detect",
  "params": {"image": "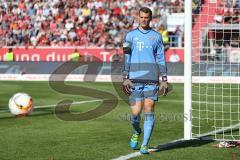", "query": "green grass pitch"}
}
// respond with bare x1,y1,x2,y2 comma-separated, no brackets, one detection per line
0,81,239,160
